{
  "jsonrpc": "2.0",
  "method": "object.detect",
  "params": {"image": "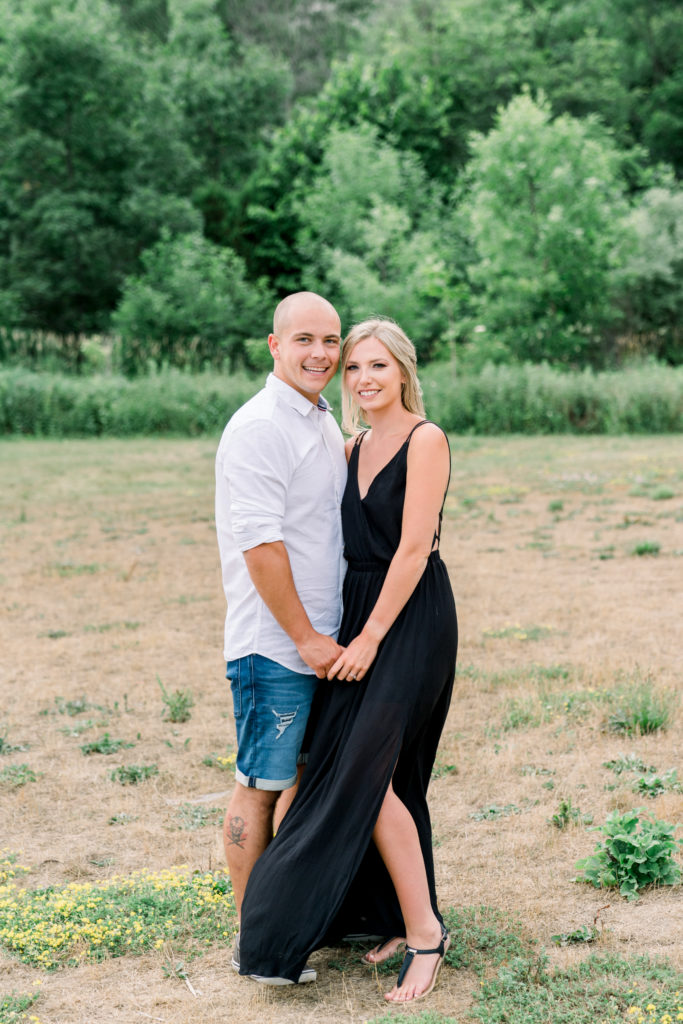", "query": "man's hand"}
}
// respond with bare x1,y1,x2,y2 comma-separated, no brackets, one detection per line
243,542,342,676
297,632,344,678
